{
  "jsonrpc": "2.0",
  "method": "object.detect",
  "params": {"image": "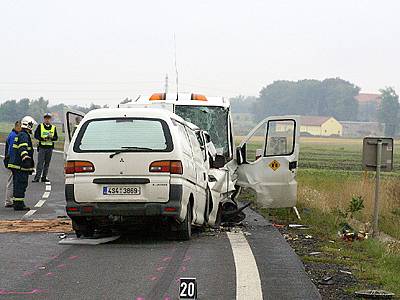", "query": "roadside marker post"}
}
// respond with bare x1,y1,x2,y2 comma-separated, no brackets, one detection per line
362,137,393,237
